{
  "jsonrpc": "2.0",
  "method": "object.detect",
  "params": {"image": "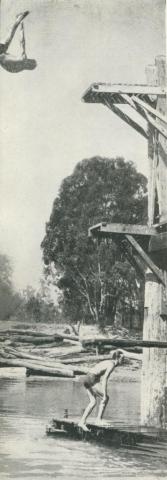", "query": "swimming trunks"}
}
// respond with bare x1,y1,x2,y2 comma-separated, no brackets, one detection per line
83,372,101,389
